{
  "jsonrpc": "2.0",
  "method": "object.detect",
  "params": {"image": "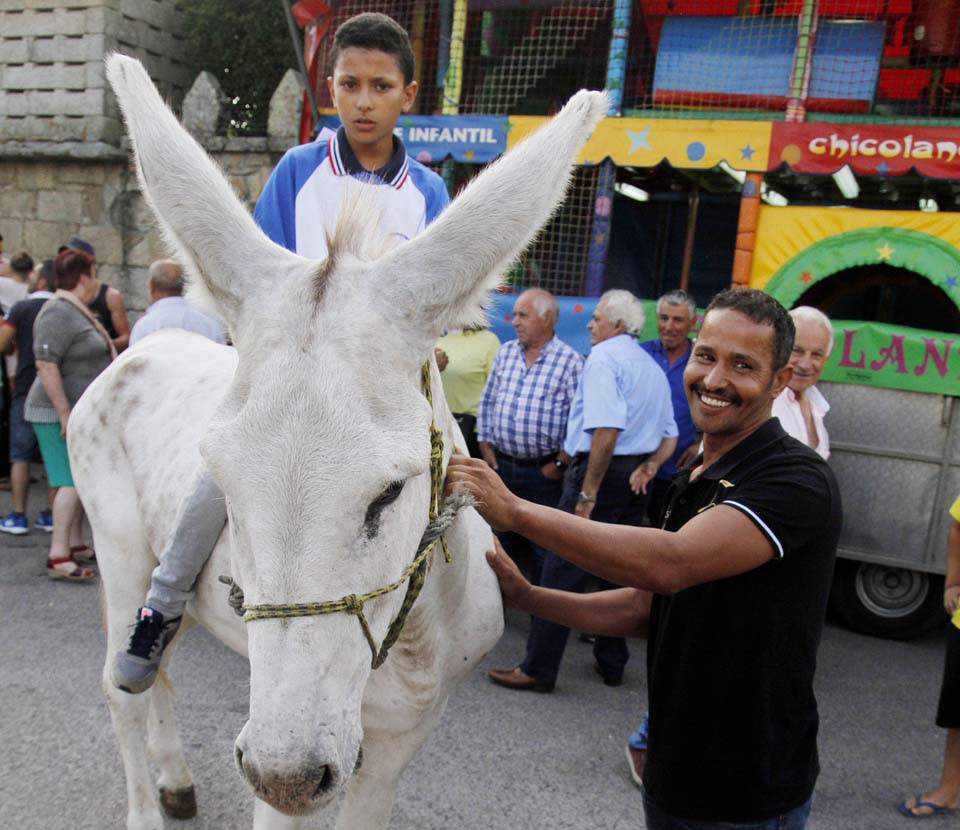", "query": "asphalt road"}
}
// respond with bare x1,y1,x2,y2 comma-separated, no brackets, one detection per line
0,482,950,829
